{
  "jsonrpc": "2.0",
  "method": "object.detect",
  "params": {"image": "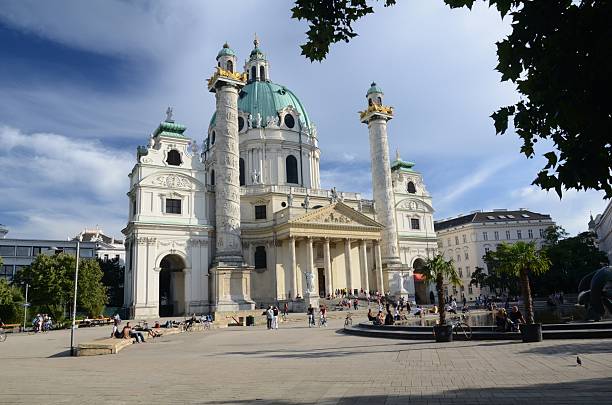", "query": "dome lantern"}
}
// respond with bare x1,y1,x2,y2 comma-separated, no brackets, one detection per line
366,82,384,106
245,34,270,82
216,42,237,74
